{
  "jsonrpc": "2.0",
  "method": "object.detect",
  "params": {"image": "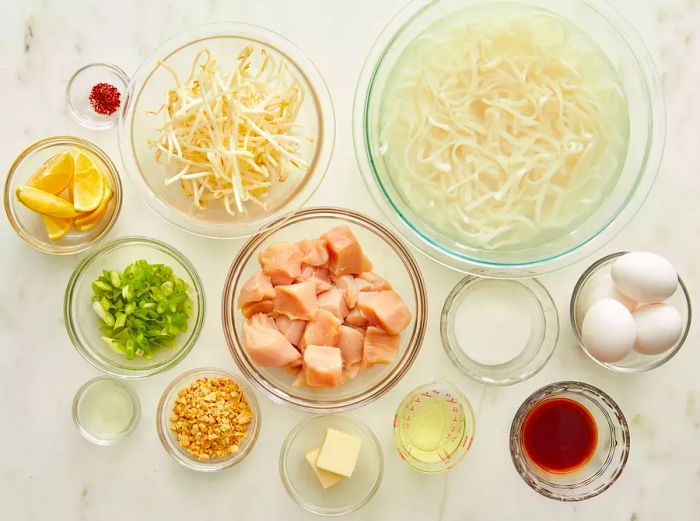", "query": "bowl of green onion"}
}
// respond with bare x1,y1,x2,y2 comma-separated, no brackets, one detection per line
64,236,205,378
